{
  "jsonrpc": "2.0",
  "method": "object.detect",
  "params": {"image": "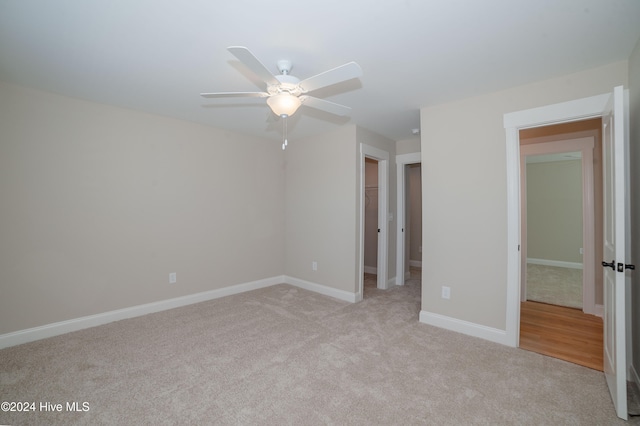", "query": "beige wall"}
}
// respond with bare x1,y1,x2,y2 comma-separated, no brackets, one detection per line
283,124,396,293
396,136,421,155
0,81,399,336
629,37,640,379
0,81,285,335
284,125,358,292
420,61,628,330
526,159,583,263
